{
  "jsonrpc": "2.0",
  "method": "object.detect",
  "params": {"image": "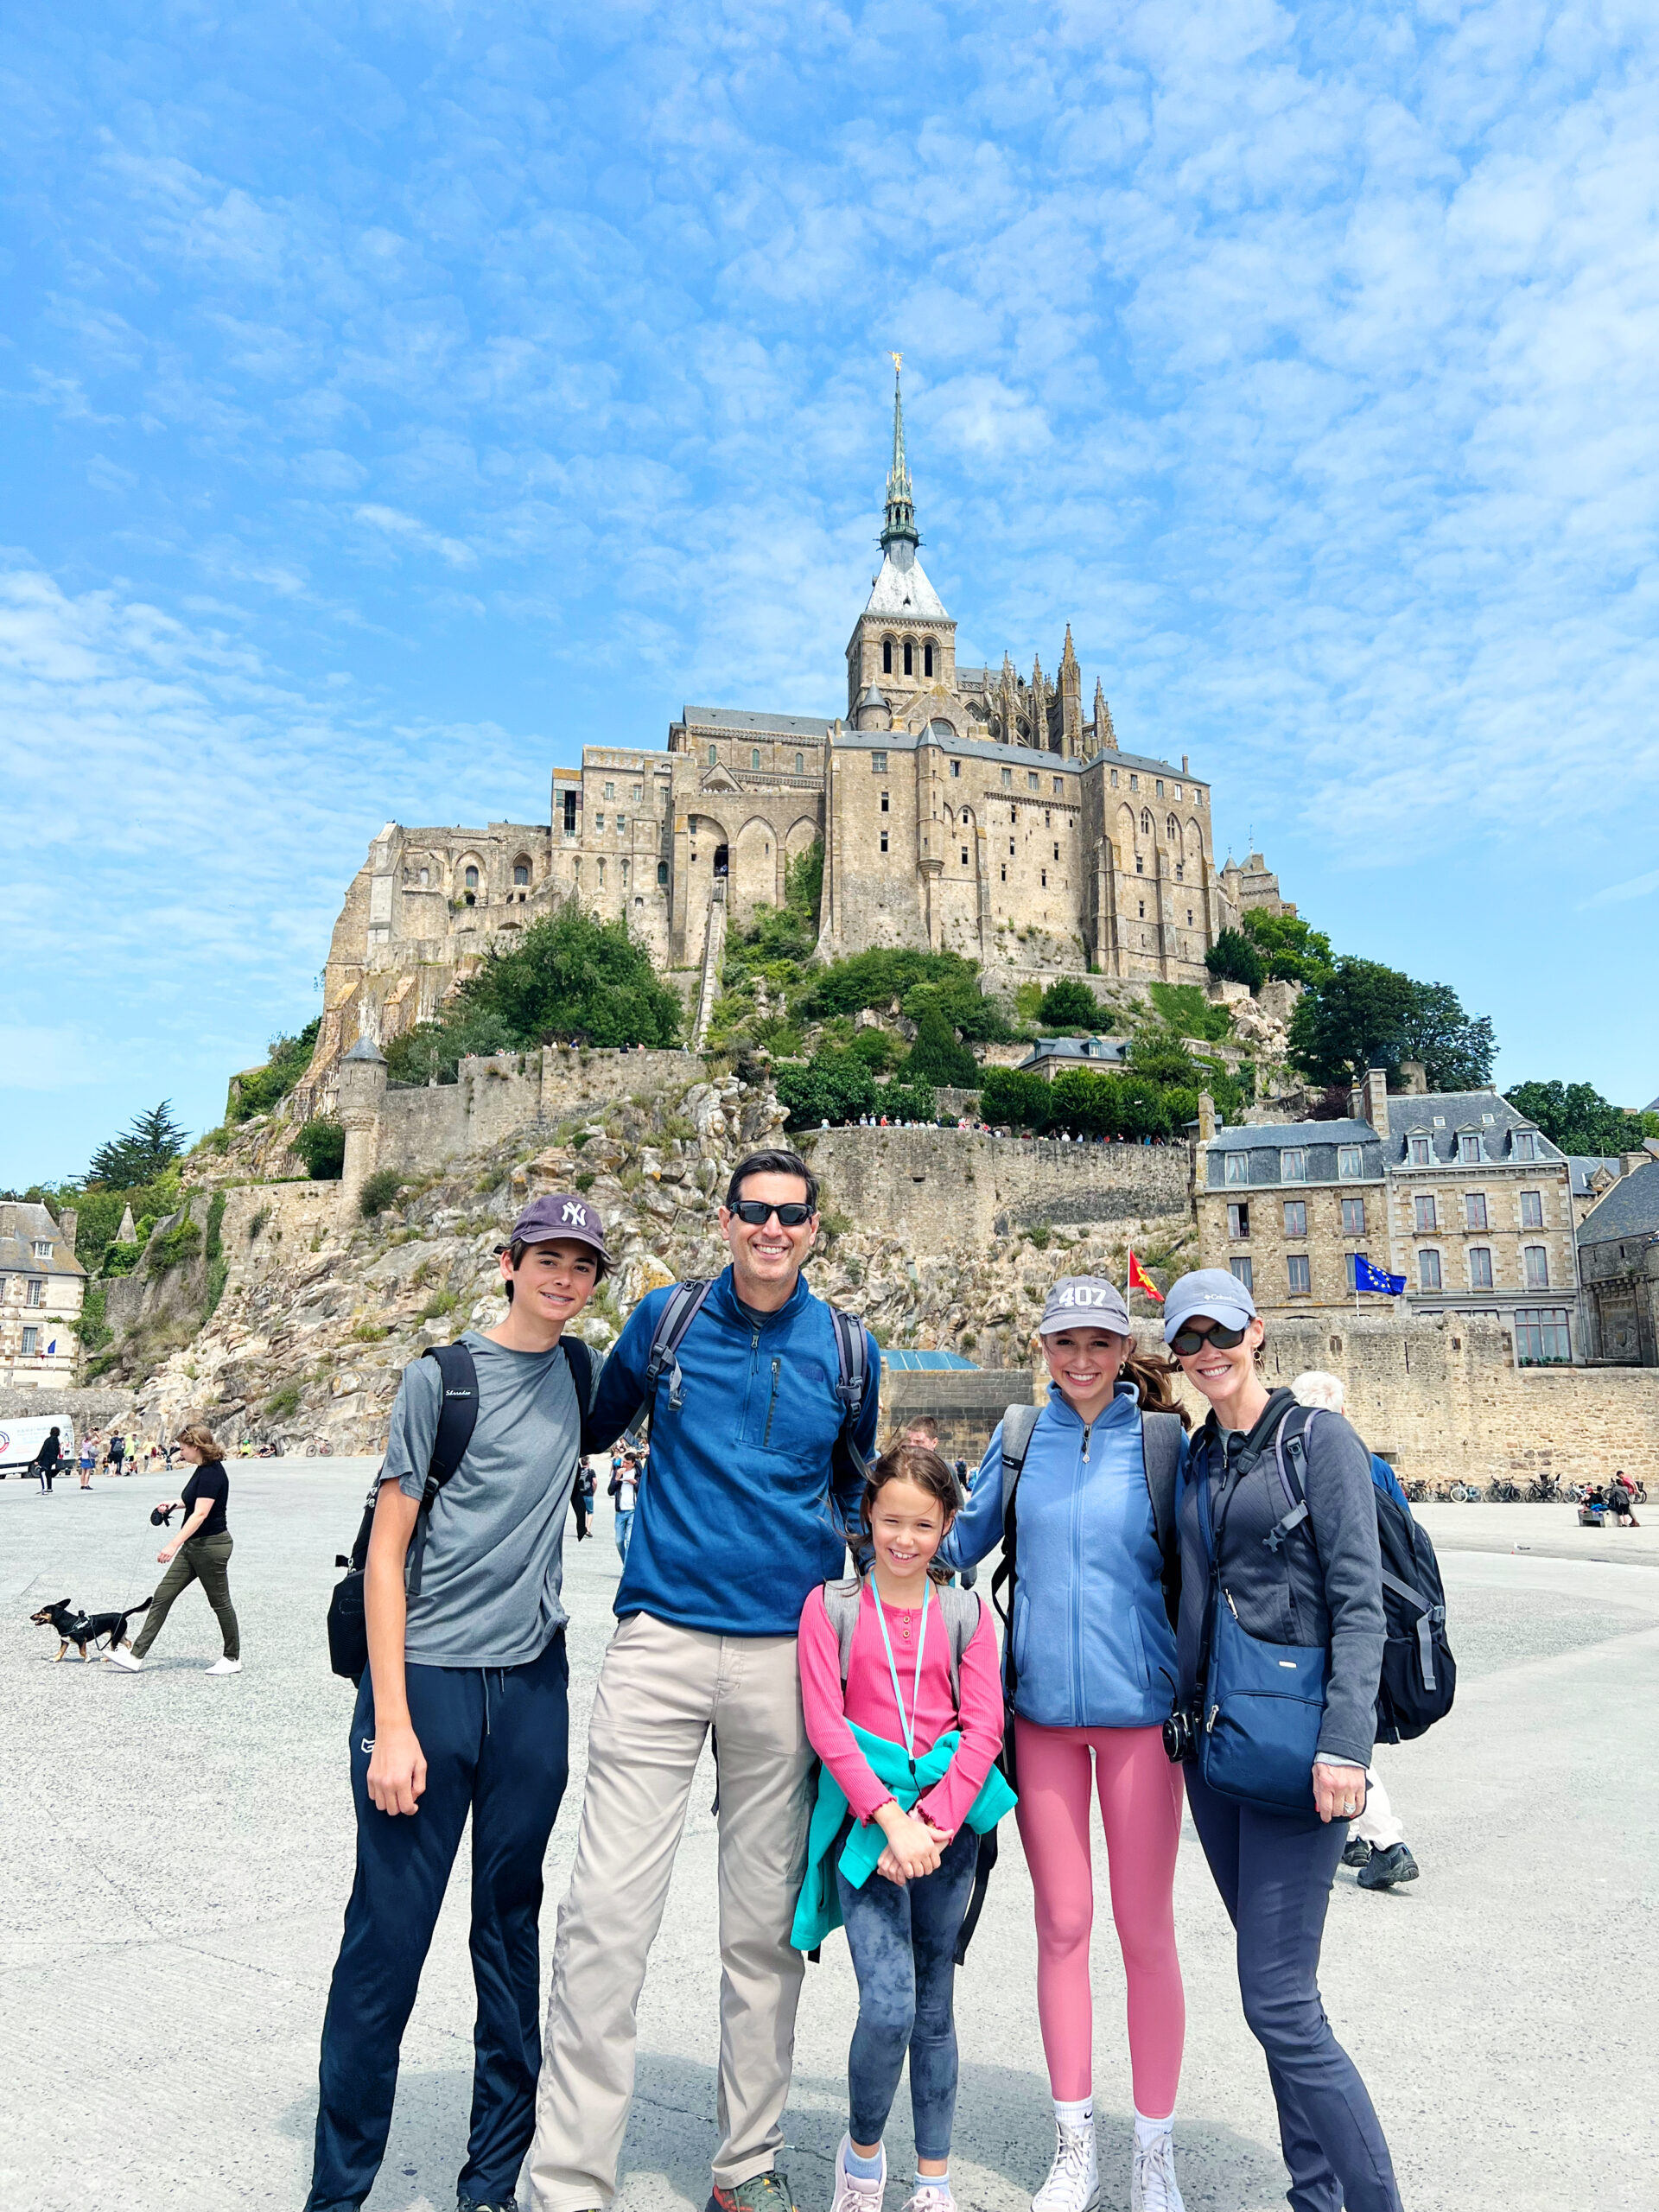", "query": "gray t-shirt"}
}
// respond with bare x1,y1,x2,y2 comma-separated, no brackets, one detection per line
382,1331,595,1669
